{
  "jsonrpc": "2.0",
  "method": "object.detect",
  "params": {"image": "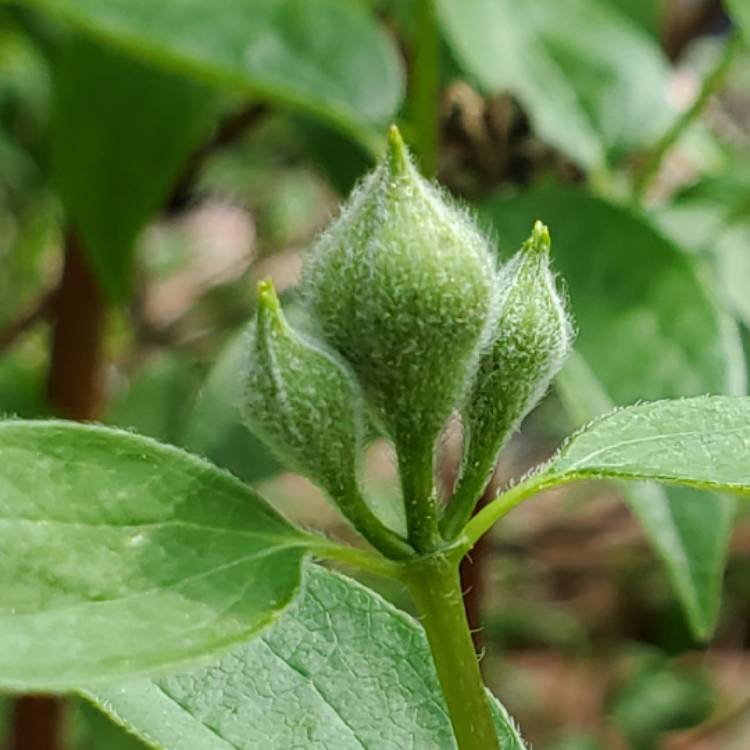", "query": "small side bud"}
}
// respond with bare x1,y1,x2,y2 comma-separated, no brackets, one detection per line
442,222,573,538
301,126,495,549
242,280,412,559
